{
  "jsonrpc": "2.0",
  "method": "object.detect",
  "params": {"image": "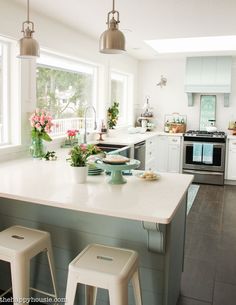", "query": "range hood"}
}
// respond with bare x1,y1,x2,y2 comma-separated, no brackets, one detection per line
185,56,232,107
